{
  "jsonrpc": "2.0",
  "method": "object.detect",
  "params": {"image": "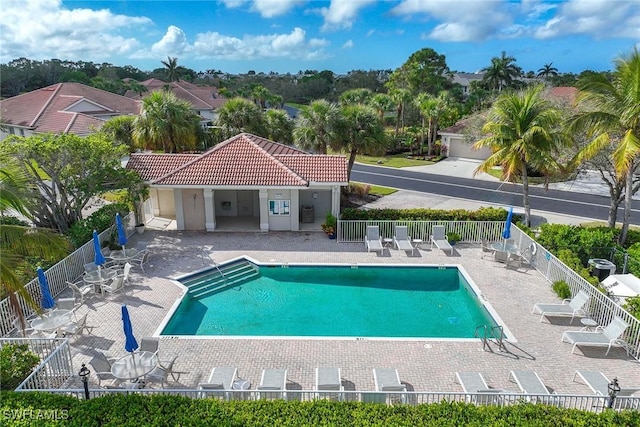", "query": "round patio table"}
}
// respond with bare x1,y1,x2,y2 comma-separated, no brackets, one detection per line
30,310,73,332
111,352,158,381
